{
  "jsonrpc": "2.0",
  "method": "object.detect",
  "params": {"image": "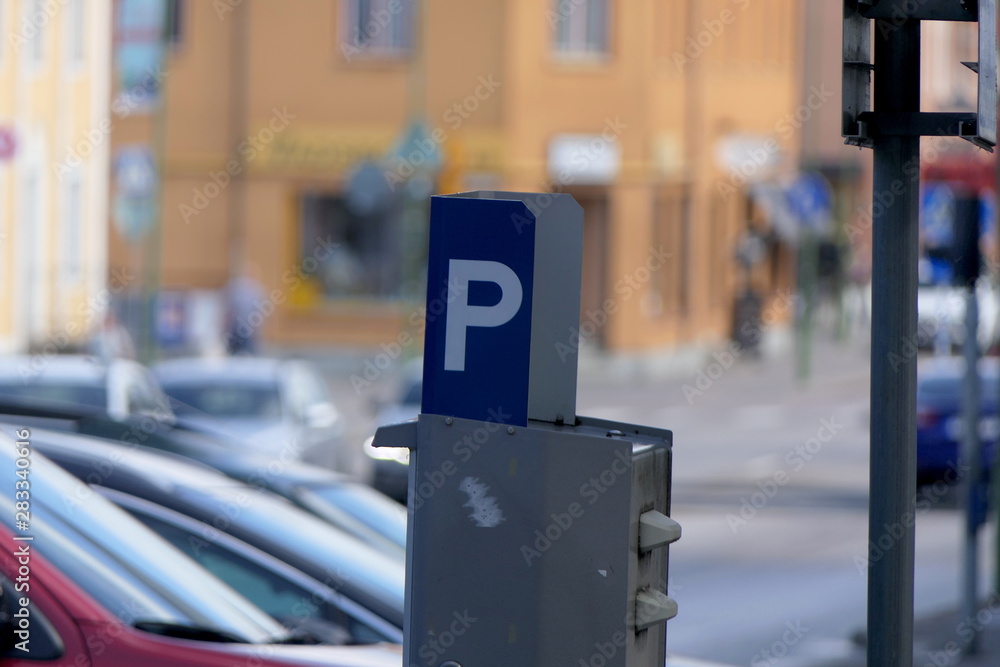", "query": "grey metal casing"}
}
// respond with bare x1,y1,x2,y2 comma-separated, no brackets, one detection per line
400,414,672,667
